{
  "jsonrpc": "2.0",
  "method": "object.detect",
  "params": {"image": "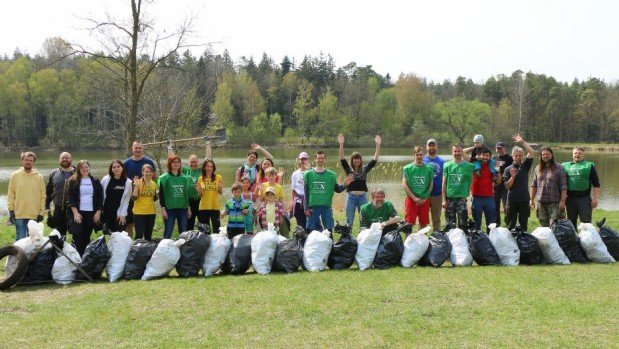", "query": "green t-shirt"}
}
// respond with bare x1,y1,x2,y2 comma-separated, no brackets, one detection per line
182,166,201,200
360,201,397,228
304,169,338,207
562,161,593,192
157,172,191,209
443,160,474,199
402,162,434,199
